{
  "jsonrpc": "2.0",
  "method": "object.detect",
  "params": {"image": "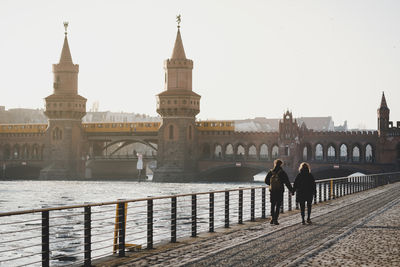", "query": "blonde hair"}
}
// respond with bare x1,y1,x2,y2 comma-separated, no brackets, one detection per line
273,159,283,168
299,162,311,172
